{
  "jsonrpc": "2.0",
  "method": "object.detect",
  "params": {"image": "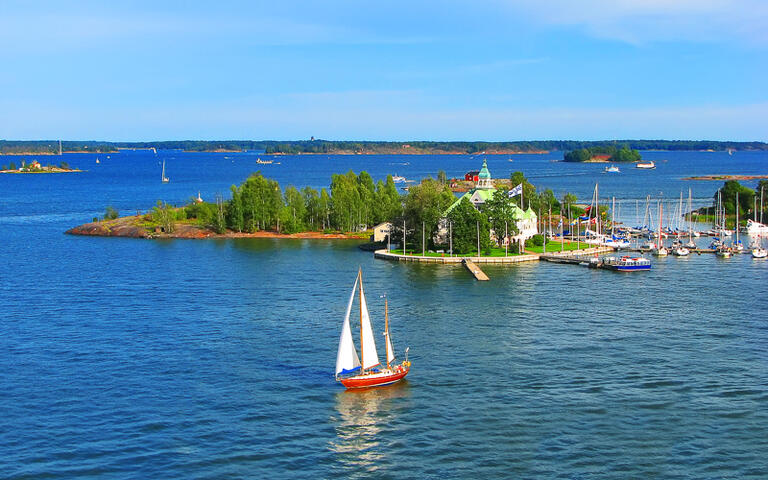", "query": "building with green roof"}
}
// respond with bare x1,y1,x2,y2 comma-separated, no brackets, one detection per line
439,159,538,245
